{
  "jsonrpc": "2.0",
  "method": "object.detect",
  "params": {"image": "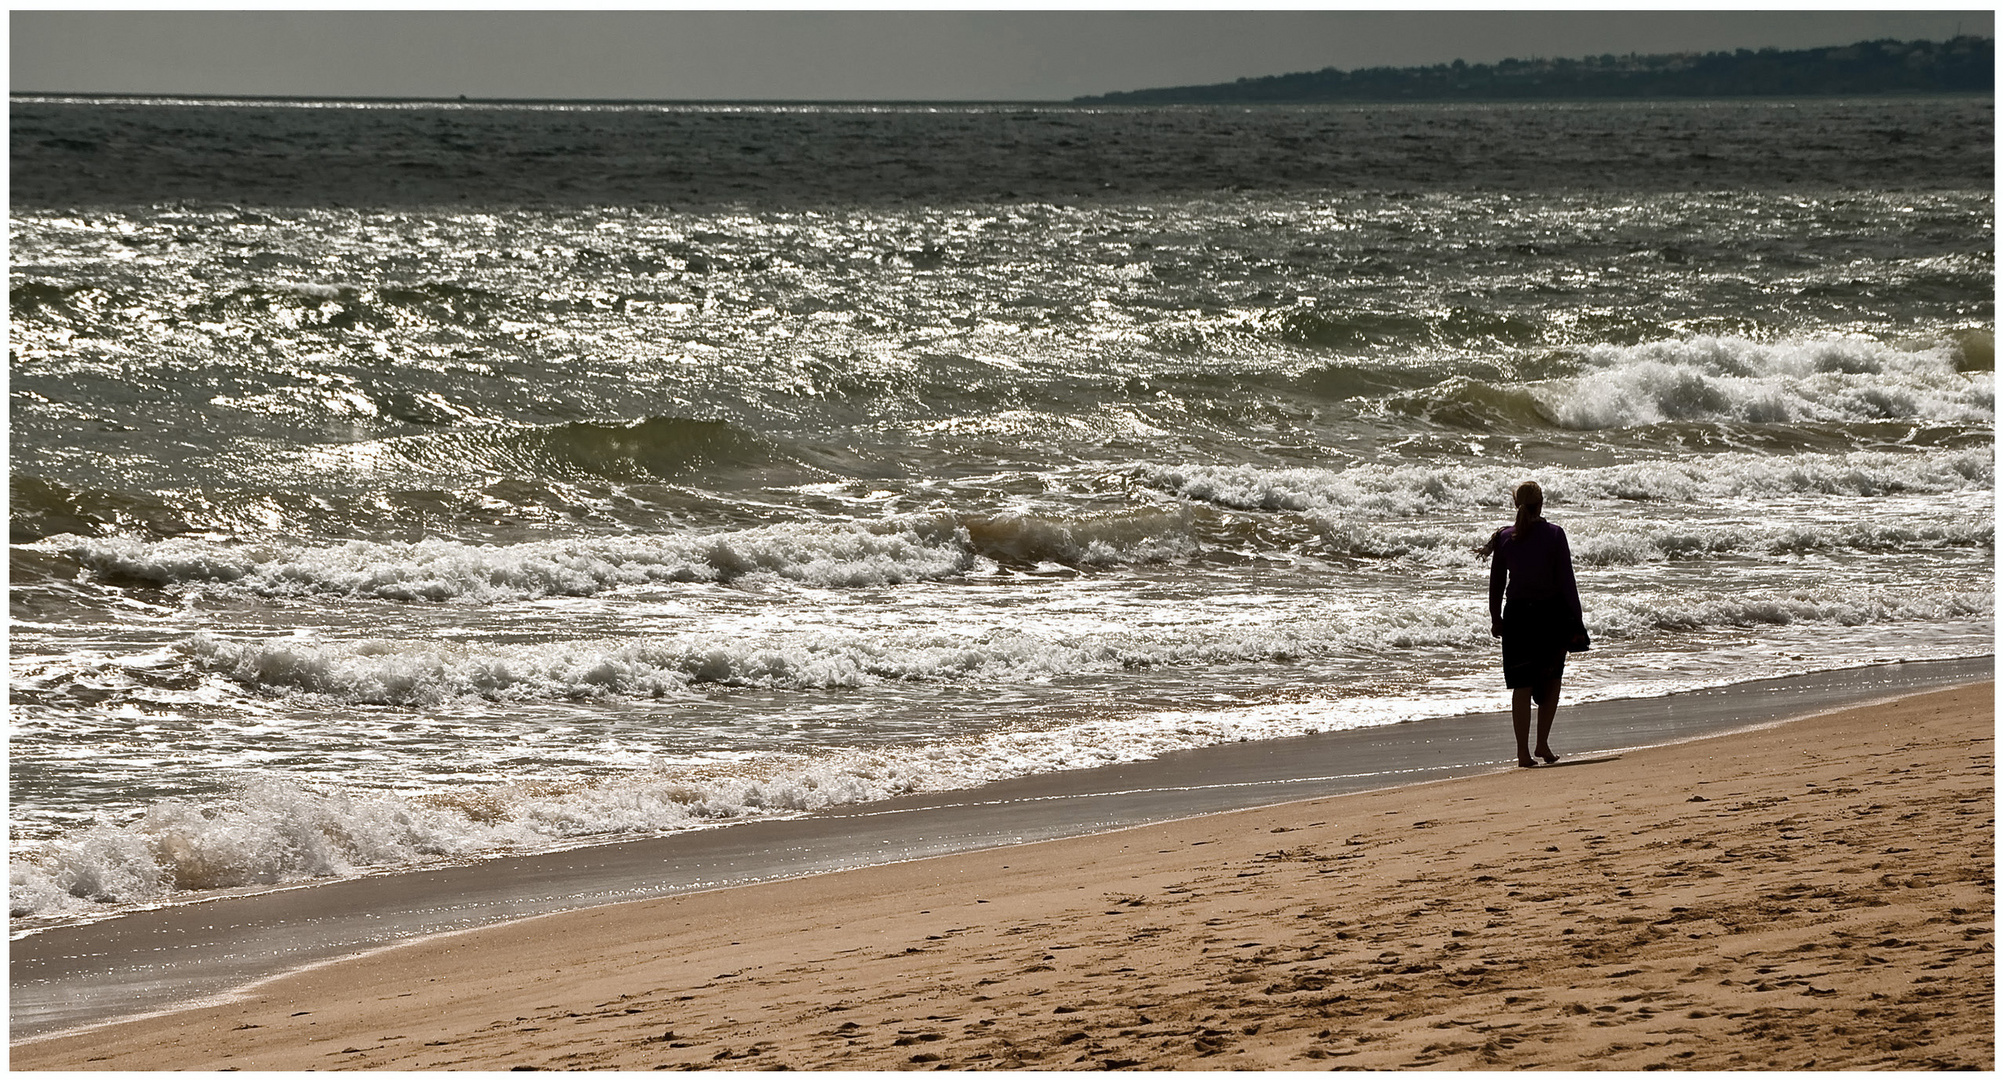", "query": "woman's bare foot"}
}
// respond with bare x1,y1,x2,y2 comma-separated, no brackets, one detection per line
1536,747,1559,764
1518,757,1538,768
